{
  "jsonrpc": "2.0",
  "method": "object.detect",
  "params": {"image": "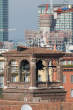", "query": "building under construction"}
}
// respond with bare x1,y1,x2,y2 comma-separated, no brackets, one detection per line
25,4,73,51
